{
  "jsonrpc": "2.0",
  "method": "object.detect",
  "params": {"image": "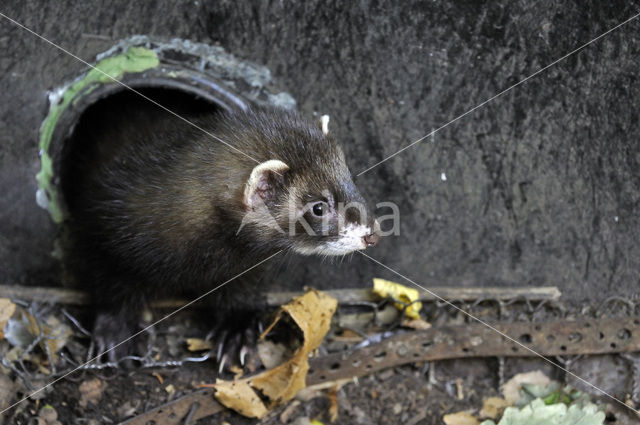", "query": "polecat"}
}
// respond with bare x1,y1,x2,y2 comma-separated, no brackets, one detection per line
61,91,379,363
